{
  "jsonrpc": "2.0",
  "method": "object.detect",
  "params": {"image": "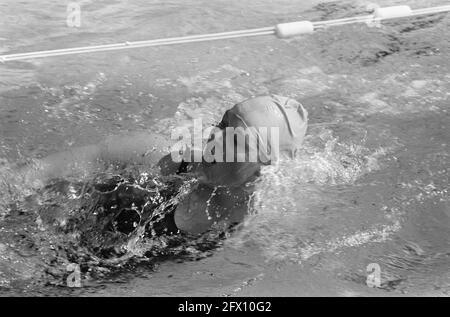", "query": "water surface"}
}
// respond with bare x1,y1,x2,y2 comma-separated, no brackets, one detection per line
0,0,449,296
